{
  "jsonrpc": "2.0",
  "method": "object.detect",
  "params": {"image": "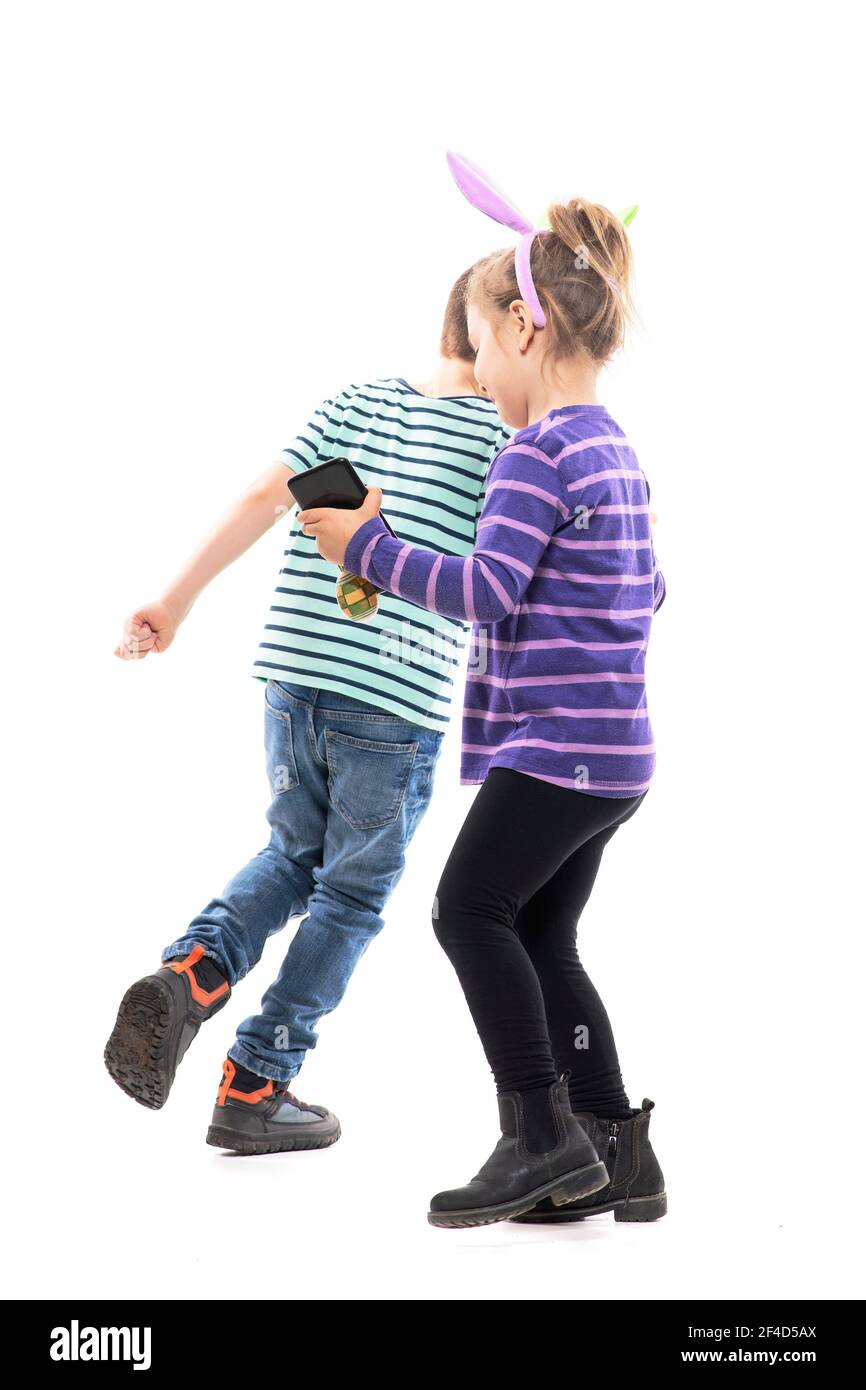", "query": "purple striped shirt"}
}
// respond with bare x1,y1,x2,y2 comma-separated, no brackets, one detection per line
343,403,665,796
